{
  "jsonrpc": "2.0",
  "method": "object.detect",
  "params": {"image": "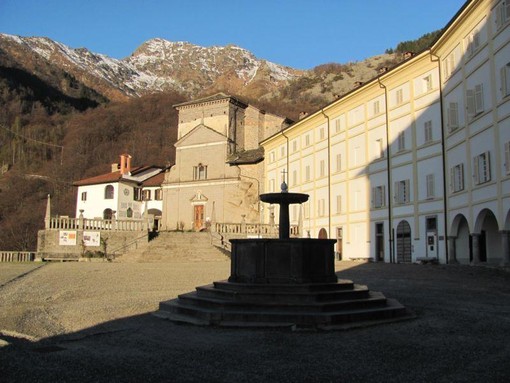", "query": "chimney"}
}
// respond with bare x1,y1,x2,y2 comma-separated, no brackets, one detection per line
111,163,119,173
299,111,309,120
378,67,389,74
403,51,415,60
119,154,132,175
354,81,363,88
